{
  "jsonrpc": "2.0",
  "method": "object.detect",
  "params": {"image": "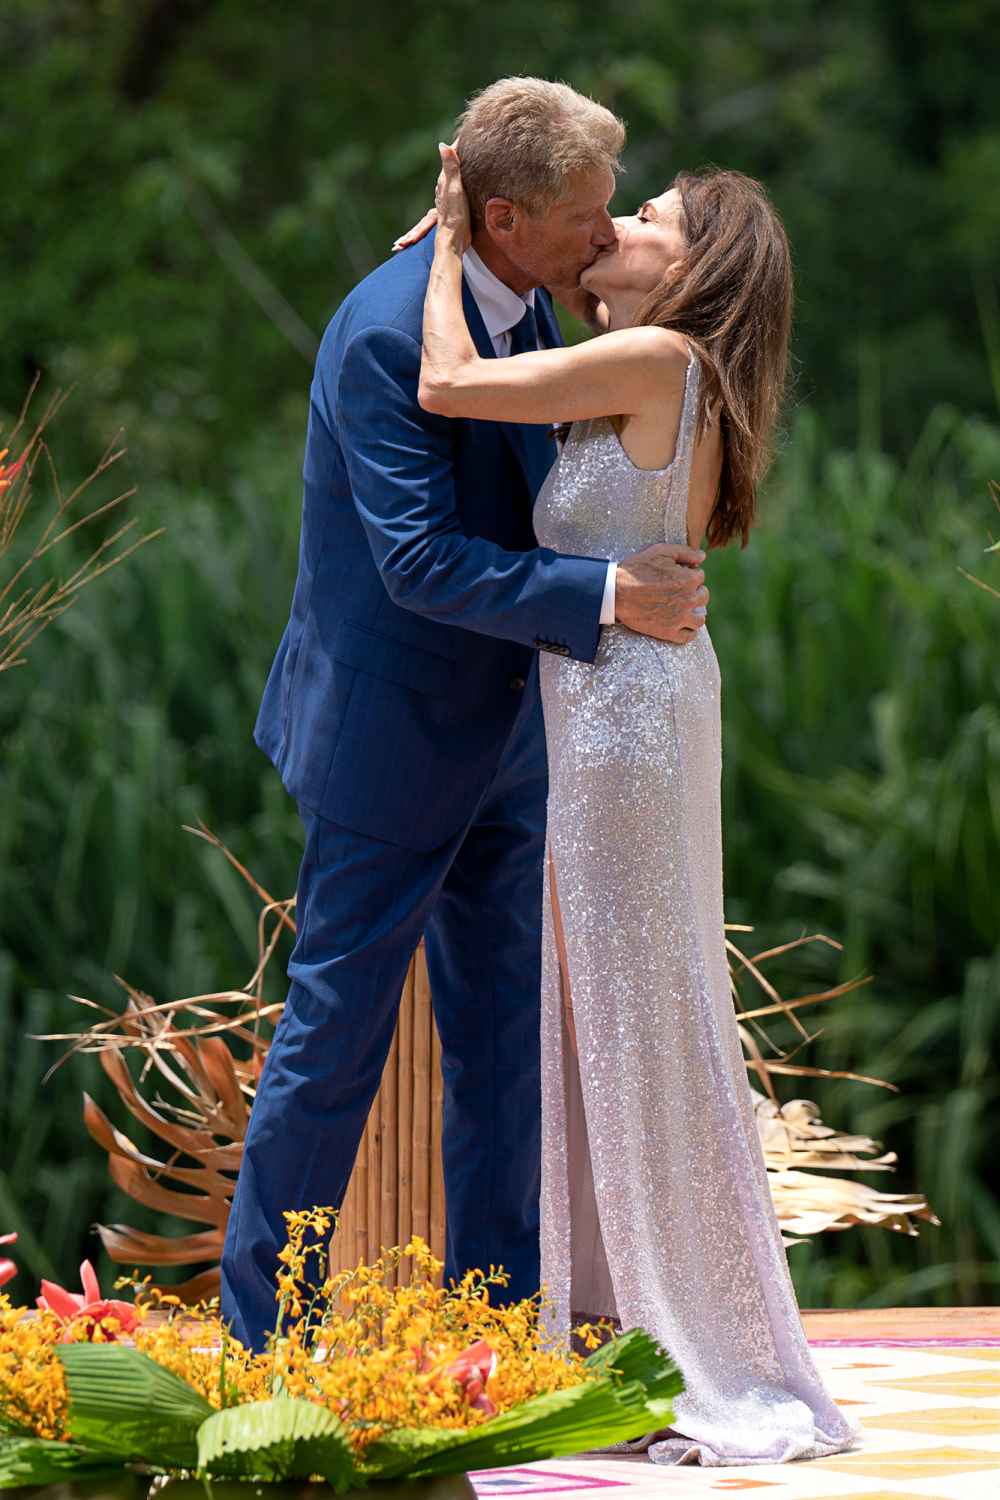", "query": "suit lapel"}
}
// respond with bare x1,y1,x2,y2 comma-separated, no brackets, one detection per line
508,410,558,501
535,288,563,351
